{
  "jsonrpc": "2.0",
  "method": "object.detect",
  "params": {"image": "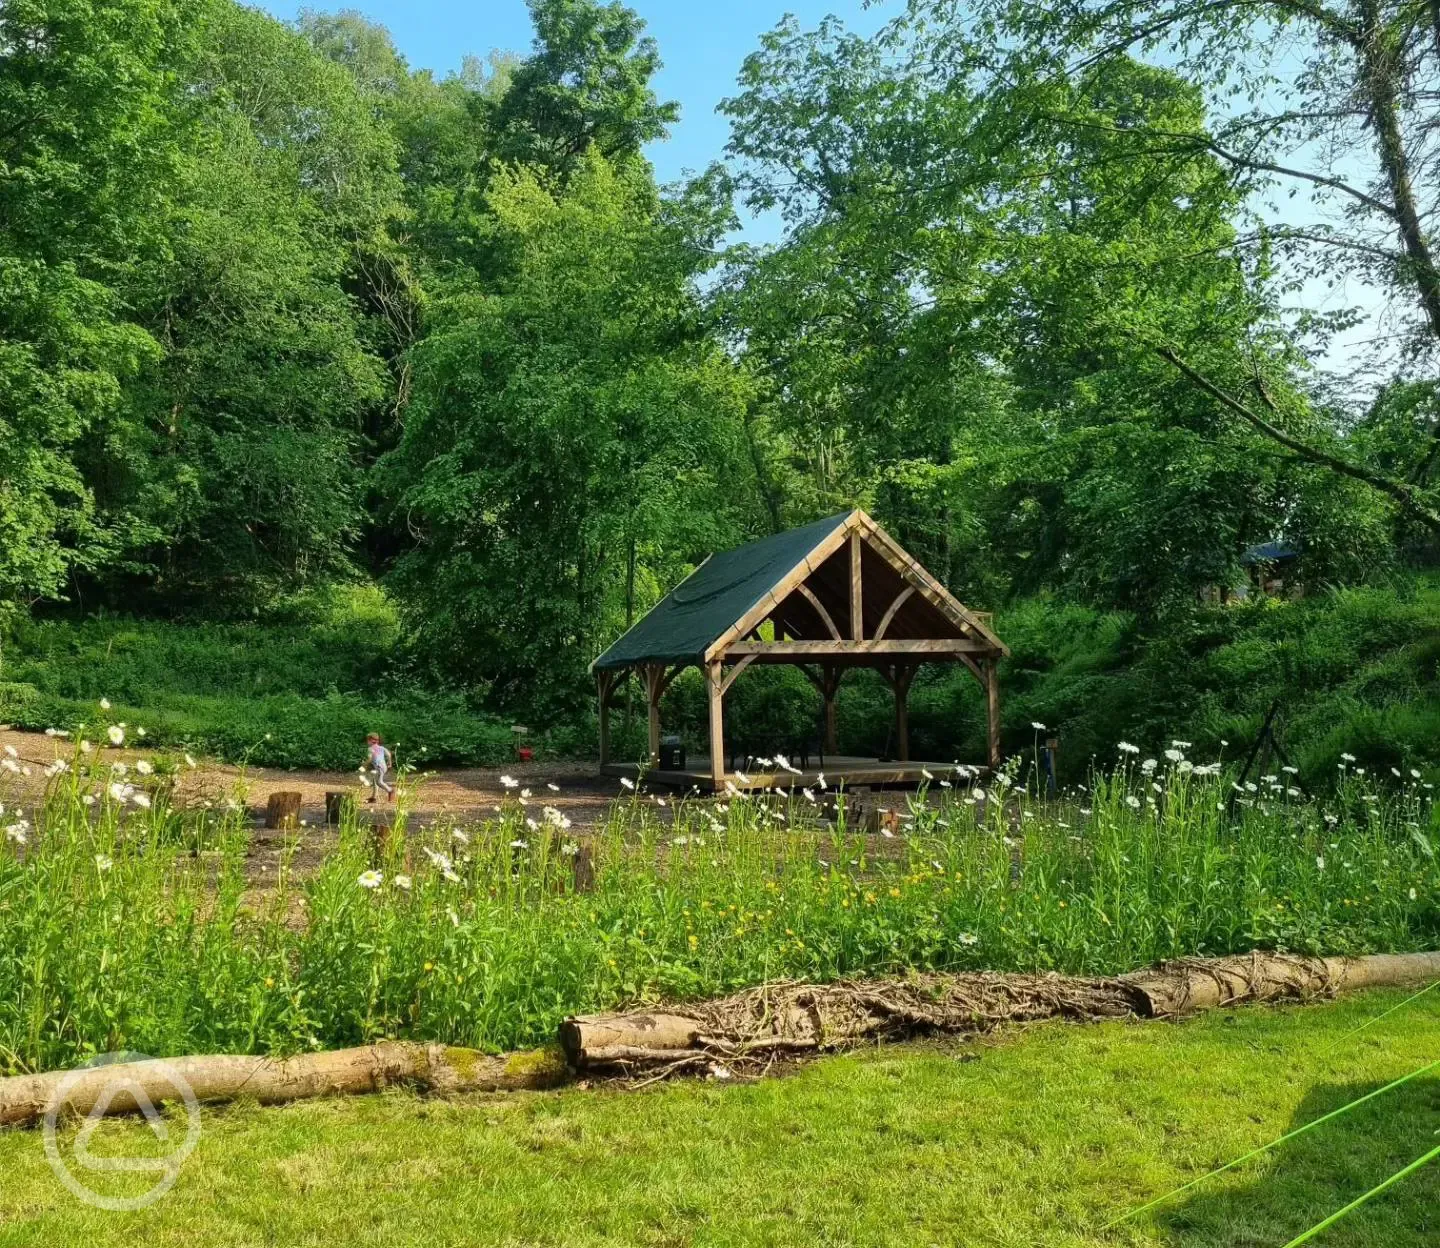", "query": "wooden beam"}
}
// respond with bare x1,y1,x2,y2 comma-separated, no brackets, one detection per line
985,658,1001,771
957,653,983,682
718,654,755,696
707,660,726,786
656,663,685,701
795,664,826,693
872,585,915,641
644,664,665,766
703,516,857,662
727,639,995,658
794,583,842,640
849,530,863,640
856,512,1010,656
